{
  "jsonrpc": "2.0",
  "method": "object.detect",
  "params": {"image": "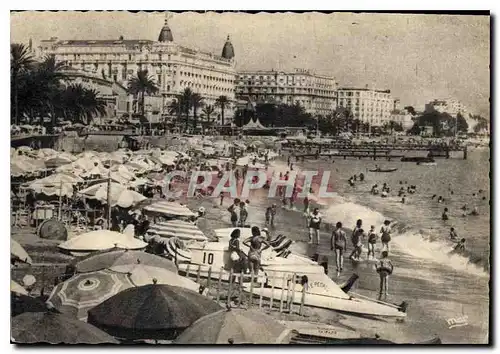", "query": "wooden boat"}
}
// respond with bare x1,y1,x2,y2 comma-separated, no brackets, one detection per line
368,168,398,173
